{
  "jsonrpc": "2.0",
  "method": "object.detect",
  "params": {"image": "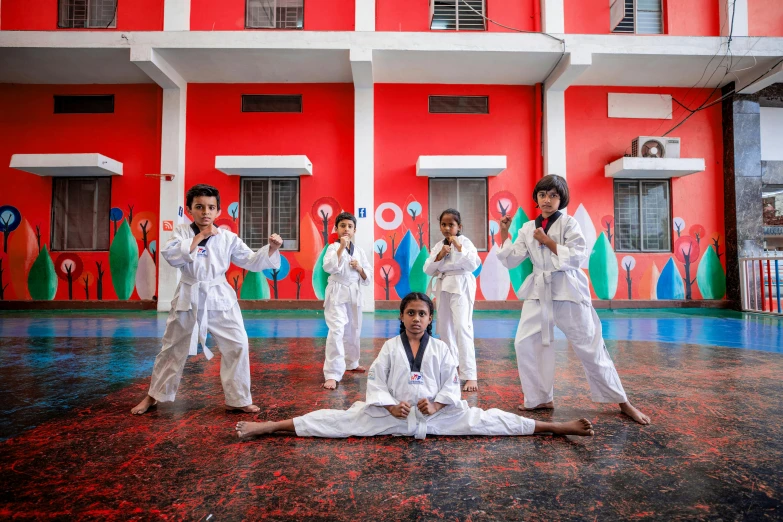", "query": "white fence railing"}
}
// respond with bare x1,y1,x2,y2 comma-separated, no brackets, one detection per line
740,254,783,315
